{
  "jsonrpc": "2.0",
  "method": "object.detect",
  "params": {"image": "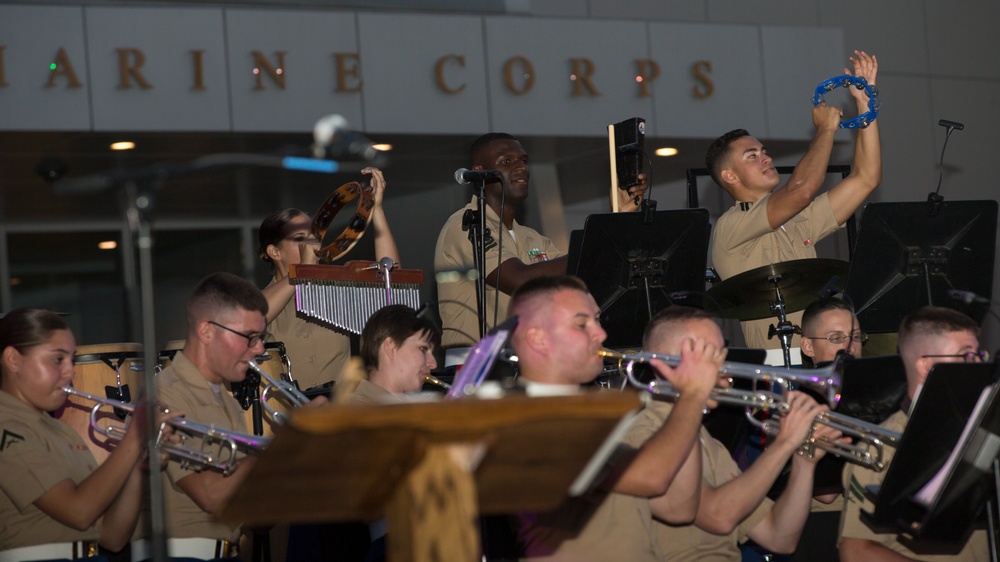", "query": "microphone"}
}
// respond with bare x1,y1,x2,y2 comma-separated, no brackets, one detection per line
454,168,502,185
312,114,380,161
948,289,990,305
928,117,965,216
938,119,965,131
